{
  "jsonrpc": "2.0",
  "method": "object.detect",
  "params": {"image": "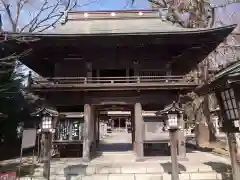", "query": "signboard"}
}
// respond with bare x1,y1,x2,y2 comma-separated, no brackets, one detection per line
21,129,37,149
144,116,170,142
0,171,16,180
